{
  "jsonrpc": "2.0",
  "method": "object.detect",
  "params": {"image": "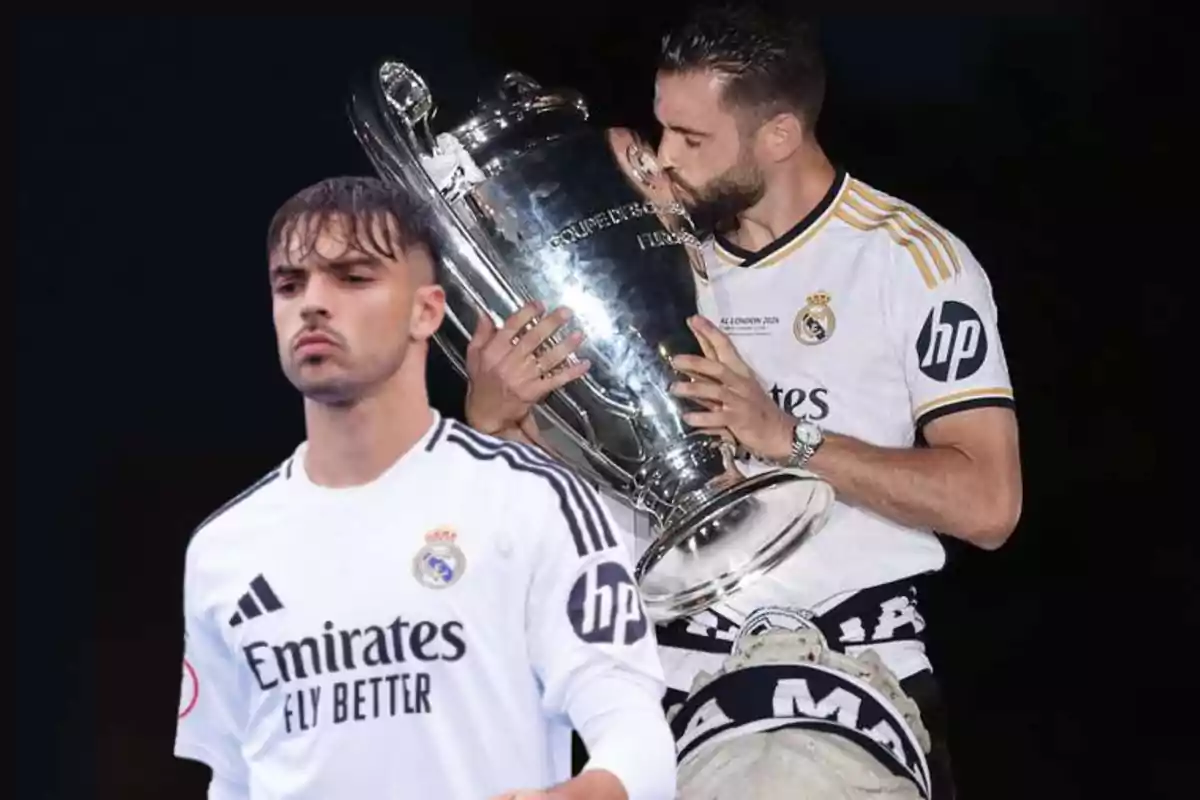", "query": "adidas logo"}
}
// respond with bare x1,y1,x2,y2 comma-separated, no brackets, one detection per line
229,574,284,627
